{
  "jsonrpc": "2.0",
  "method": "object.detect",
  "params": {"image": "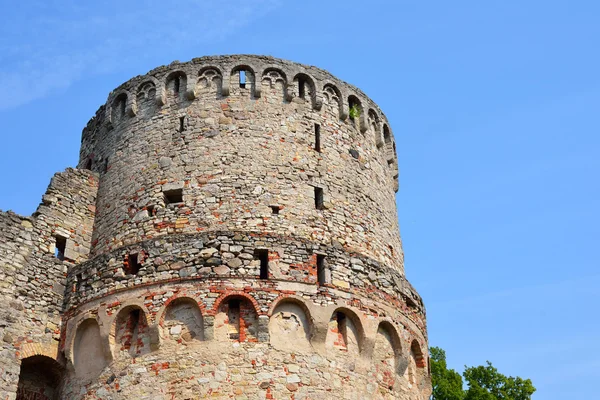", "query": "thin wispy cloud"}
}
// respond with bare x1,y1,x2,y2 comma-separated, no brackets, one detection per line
0,0,280,110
